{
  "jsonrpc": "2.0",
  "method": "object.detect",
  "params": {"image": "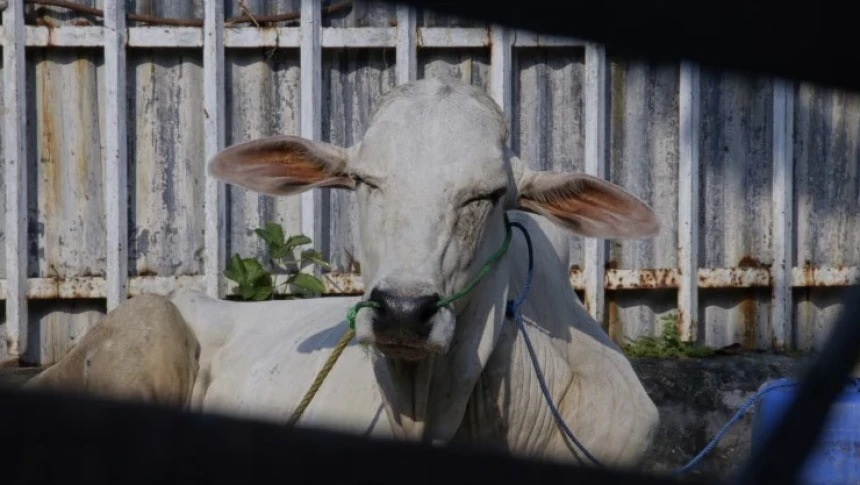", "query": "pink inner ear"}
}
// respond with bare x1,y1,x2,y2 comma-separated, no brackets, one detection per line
519,198,621,235
209,137,353,195
226,144,329,183
518,174,659,238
